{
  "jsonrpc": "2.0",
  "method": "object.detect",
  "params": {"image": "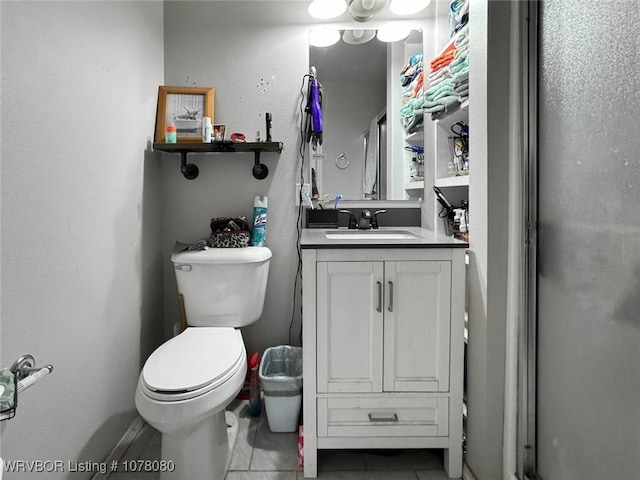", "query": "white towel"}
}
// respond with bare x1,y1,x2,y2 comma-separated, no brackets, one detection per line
363,115,378,196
